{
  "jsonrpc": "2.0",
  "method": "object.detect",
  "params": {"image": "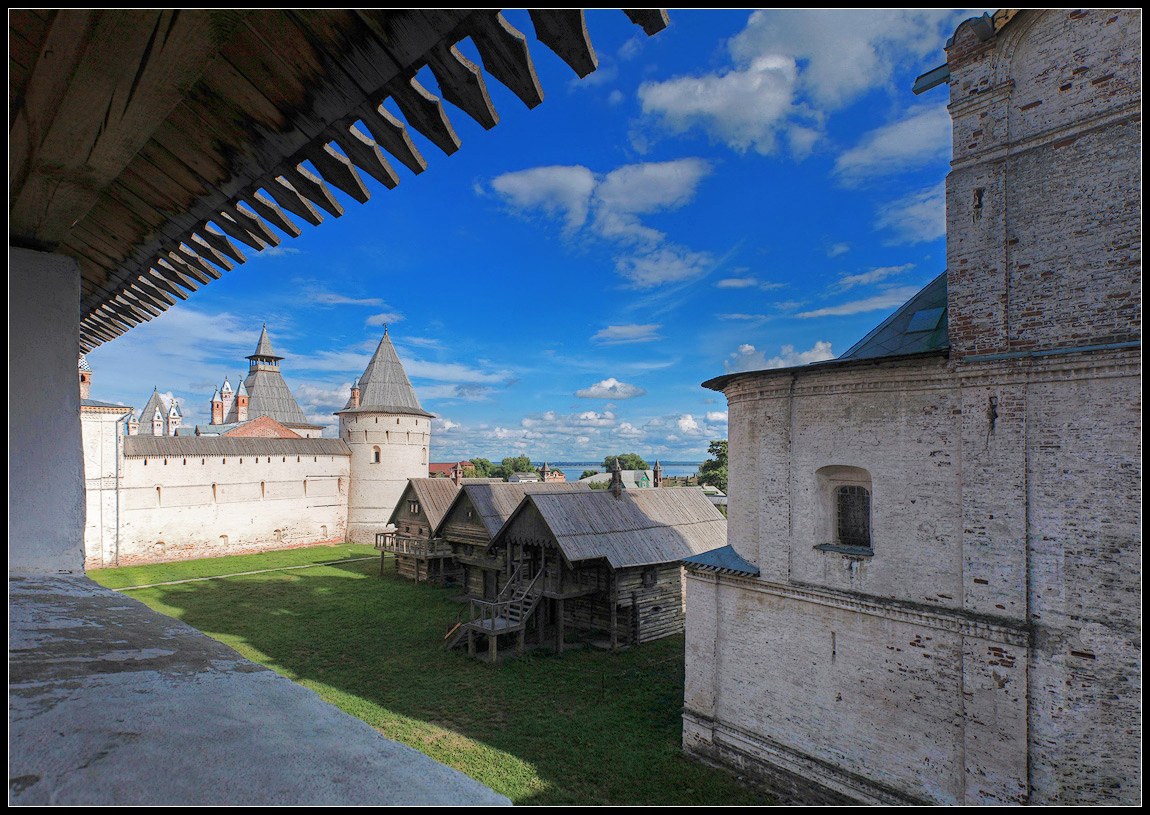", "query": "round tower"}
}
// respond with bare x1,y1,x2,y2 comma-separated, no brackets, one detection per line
337,328,432,544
